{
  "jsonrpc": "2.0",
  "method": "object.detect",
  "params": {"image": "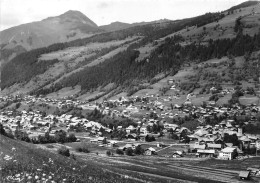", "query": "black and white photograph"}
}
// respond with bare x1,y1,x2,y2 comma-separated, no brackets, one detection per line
0,0,260,182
